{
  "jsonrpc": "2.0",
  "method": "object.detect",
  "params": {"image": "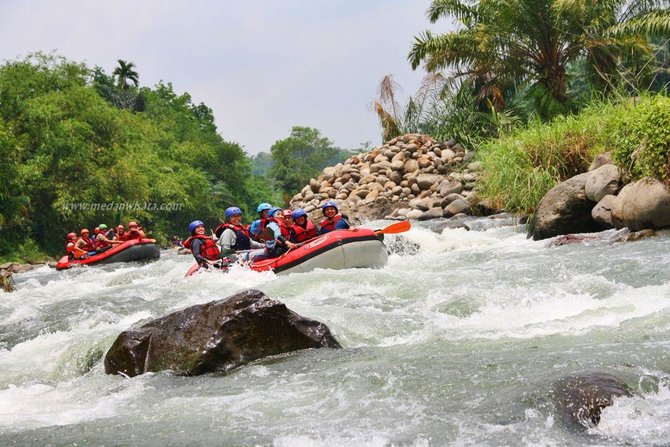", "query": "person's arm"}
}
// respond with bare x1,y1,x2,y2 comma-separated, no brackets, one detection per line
190,239,209,266
334,217,351,230
217,229,237,255
270,223,297,249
